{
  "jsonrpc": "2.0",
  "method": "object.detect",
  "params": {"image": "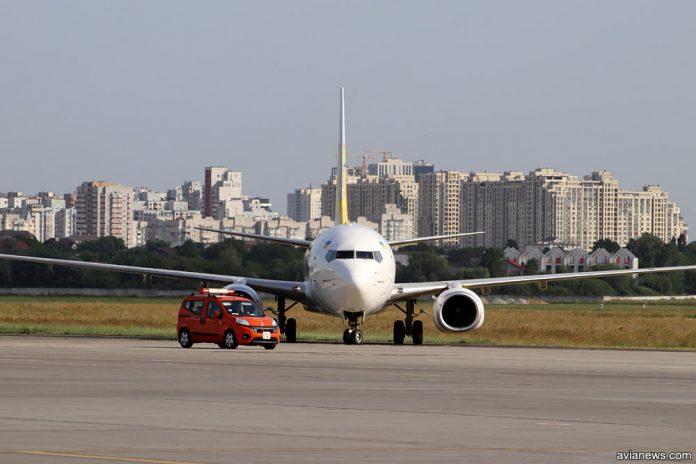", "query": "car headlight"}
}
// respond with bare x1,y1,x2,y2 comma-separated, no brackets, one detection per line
270,319,278,327
236,318,251,326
